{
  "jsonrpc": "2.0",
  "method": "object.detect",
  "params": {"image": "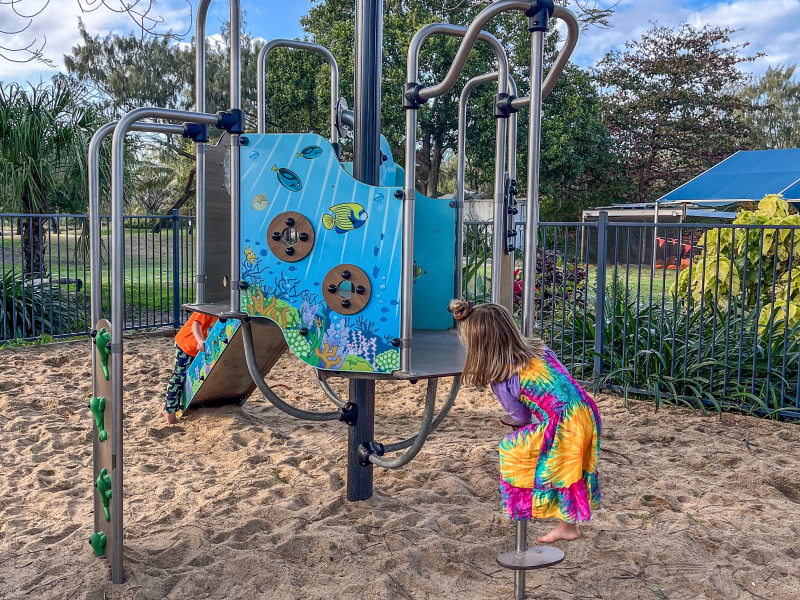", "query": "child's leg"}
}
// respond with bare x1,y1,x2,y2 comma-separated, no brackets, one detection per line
538,520,580,543
164,343,193,415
